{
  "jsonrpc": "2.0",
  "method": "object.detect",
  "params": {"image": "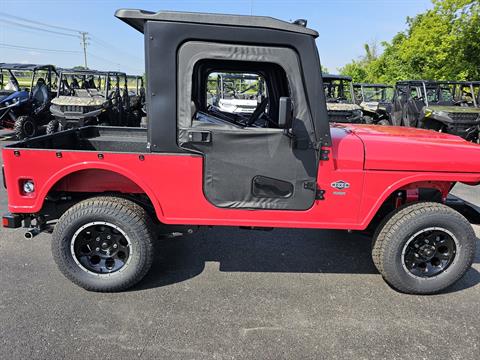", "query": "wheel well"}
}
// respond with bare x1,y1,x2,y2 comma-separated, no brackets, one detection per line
42,169,157,222
367,181,453,233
